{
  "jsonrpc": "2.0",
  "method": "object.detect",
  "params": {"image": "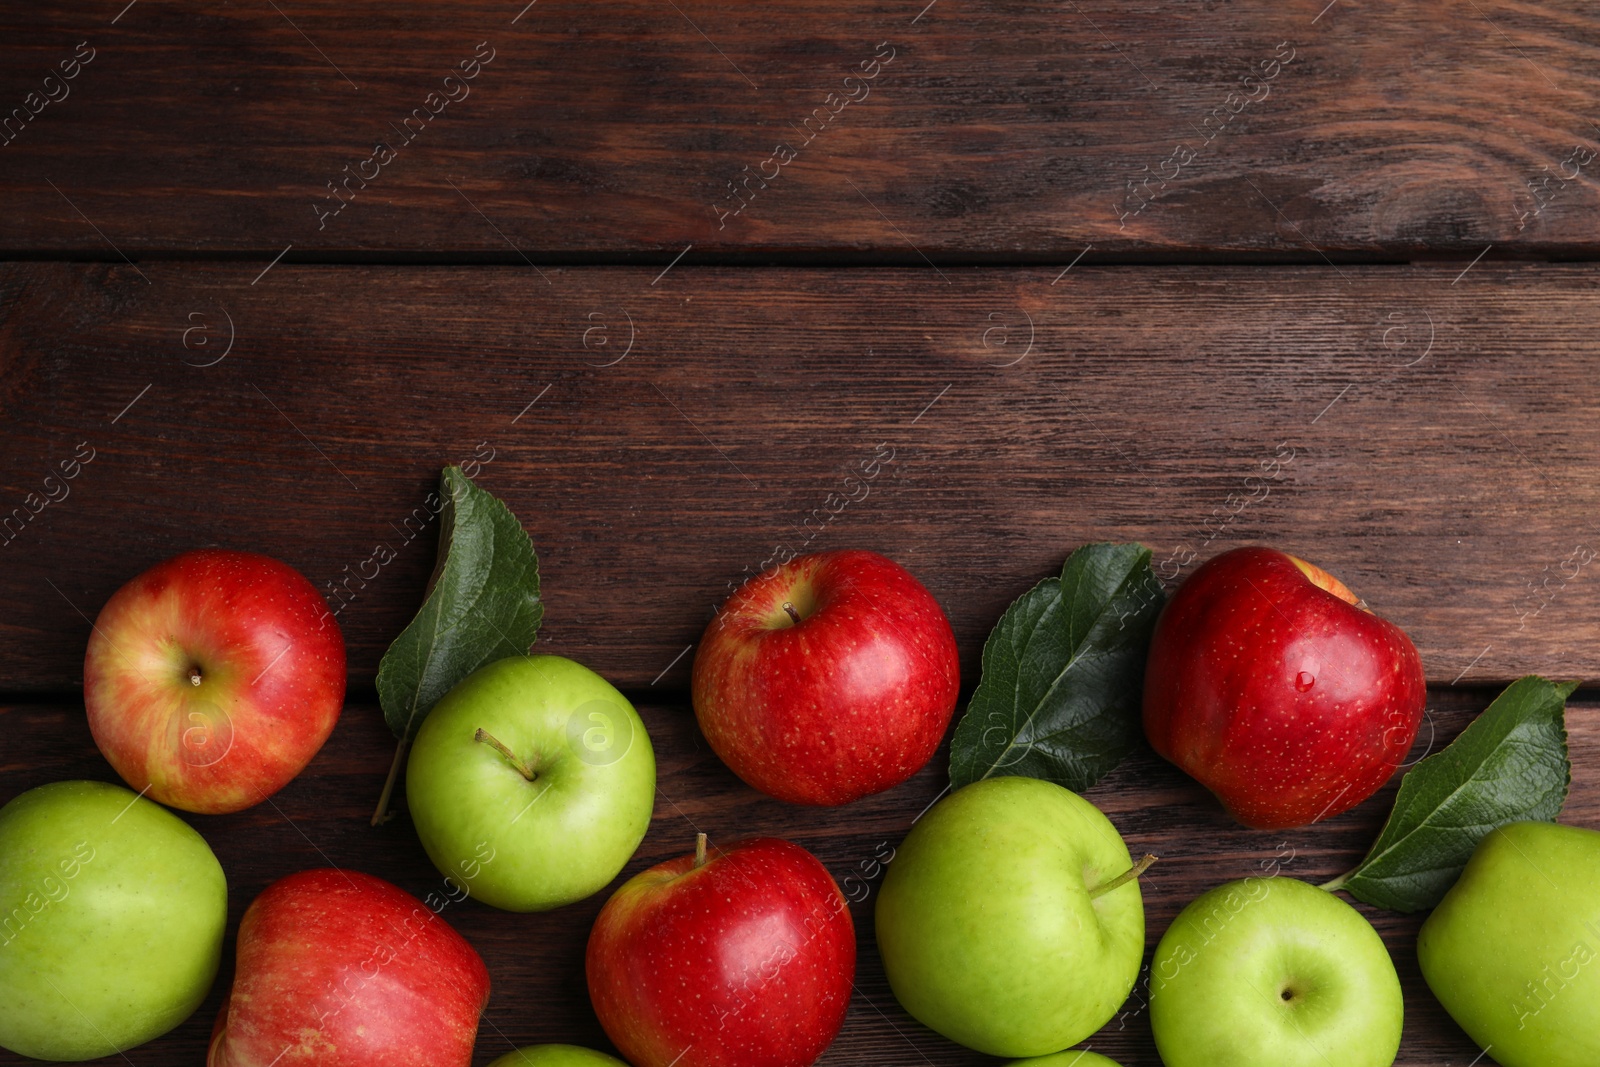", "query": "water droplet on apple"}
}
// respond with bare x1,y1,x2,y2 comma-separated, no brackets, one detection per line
1294,671,1316,693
